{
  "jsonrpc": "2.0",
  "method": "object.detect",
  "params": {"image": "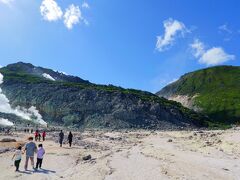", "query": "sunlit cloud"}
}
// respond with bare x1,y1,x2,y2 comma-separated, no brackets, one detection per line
40,0,63,21
156,18,189,52
190,39,235,66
